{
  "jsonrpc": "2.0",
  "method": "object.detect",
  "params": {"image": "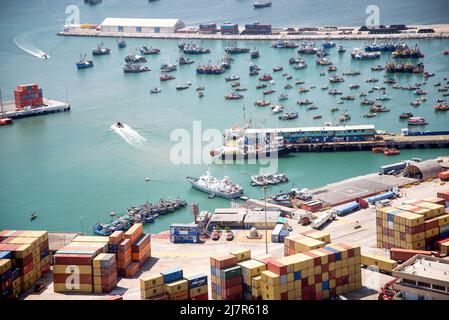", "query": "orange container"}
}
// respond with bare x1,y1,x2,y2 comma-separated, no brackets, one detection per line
125,261,139,277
